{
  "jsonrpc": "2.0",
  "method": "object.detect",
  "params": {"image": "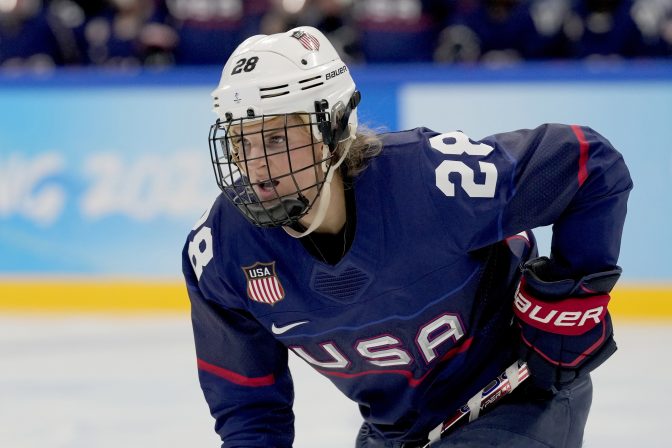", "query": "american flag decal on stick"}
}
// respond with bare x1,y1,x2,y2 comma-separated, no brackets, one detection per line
243,261,285,304
291,30,320,51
